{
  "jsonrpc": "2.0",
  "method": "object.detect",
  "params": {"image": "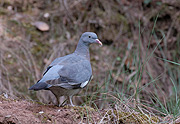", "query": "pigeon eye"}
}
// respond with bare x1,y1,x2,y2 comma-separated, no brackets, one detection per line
88,36,91,38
